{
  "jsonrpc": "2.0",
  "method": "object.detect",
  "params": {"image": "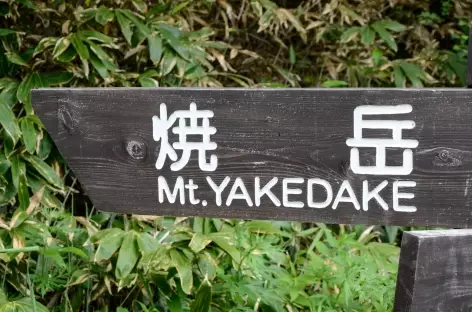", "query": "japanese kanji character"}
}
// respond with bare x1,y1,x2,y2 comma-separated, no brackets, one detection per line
152,102,217,172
